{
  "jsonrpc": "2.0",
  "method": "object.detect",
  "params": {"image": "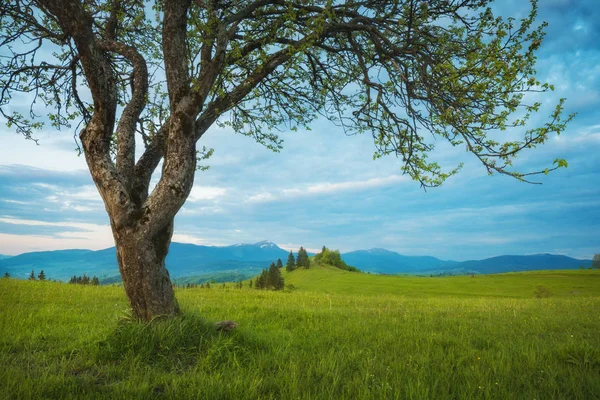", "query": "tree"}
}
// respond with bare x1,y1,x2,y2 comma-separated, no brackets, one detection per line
297,247,310,269
91,276,100,285
2,272,9,279
28,270,36,281
276,258,283,269
37,270,46,281
593,254,600,270
0,1,572,321
315,246,359,272
286,251,296,272
255,270,267,290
